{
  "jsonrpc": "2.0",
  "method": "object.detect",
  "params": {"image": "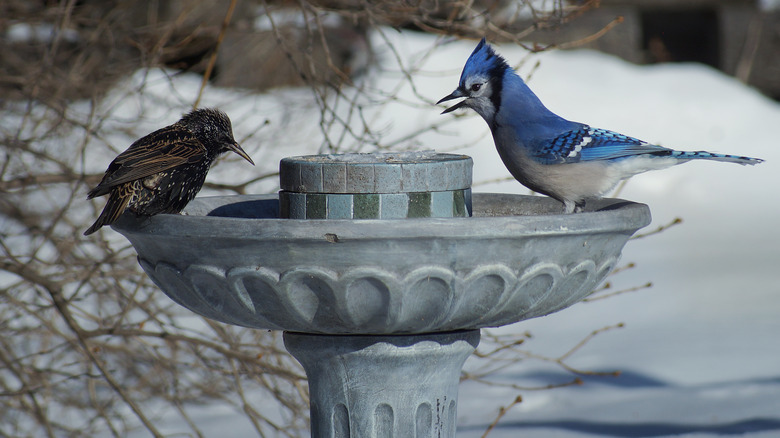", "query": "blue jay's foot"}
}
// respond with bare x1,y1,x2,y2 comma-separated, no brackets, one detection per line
562,200,585,214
